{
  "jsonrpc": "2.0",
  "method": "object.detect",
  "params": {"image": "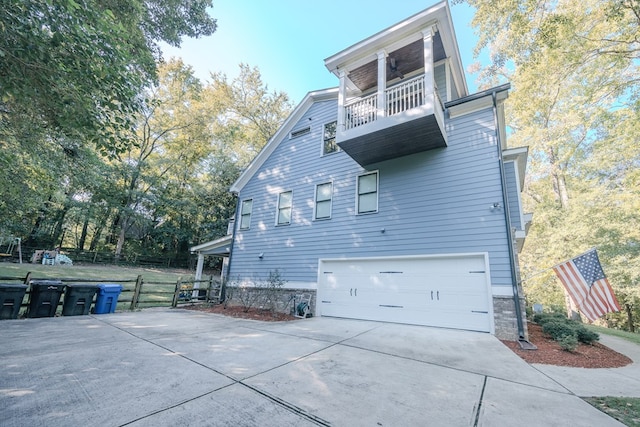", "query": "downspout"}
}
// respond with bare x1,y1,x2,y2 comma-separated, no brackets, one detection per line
491,91,532,347
223,194,241,300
